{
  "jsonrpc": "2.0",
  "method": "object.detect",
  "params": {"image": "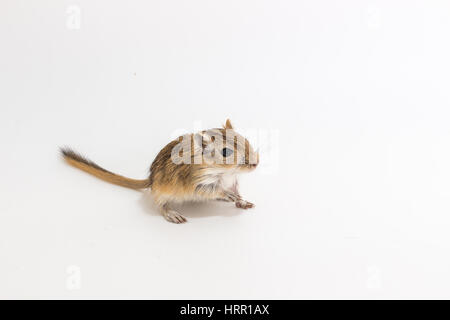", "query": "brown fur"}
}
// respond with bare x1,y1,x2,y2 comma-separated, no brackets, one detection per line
61,148,150,189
